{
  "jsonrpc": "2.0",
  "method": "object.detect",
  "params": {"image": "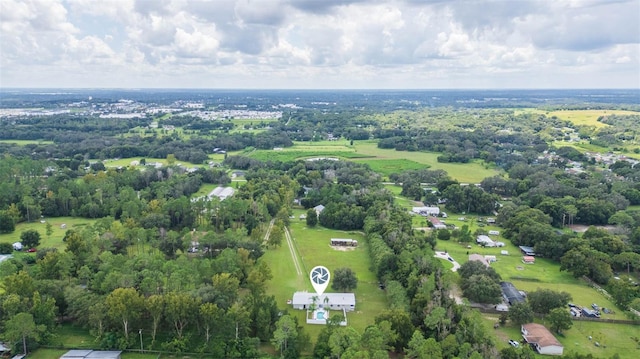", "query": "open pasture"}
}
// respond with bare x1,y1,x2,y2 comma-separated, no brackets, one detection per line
353,141,500,183
516,109,640,128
